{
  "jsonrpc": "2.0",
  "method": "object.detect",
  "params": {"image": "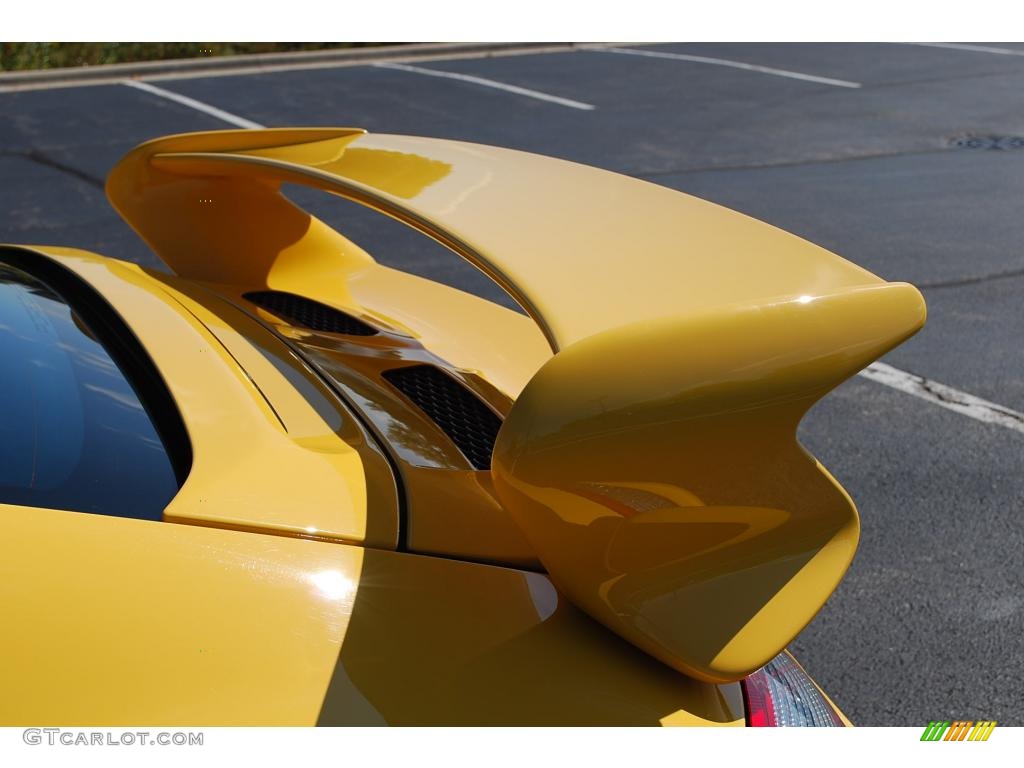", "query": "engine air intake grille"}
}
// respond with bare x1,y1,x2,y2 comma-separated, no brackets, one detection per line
382,365,502,470
244,291,378,336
